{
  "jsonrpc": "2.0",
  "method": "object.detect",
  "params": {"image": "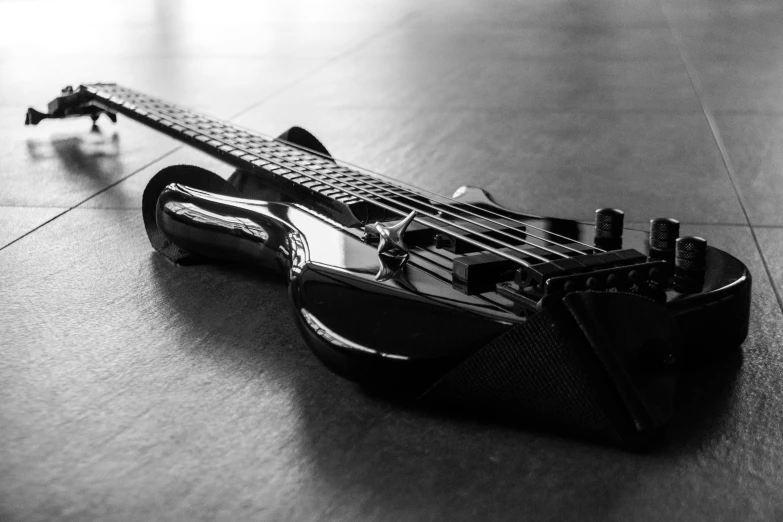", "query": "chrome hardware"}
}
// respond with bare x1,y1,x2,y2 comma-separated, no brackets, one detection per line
648,217,680,263
594,208,624,250
674,236,707,293
372,210,417,281
373,210,417,255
